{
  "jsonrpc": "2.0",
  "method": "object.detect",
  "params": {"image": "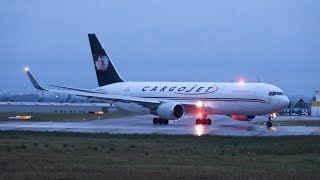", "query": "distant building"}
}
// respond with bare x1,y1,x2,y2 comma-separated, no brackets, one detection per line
316,90,320,101
280,108,309,116
0,102,121,114
311,90,320,116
